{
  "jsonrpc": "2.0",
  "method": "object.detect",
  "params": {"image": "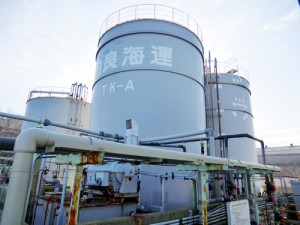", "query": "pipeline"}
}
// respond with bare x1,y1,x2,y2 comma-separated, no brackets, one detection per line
0,112,124,141
141,143,187,152
215,133,266,165
0,137,15,151
1,128,280,225
139,128,214,143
